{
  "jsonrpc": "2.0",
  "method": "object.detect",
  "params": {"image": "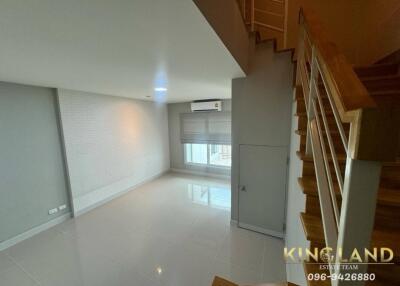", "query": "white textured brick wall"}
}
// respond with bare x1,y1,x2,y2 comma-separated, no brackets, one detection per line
58,89,170,214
